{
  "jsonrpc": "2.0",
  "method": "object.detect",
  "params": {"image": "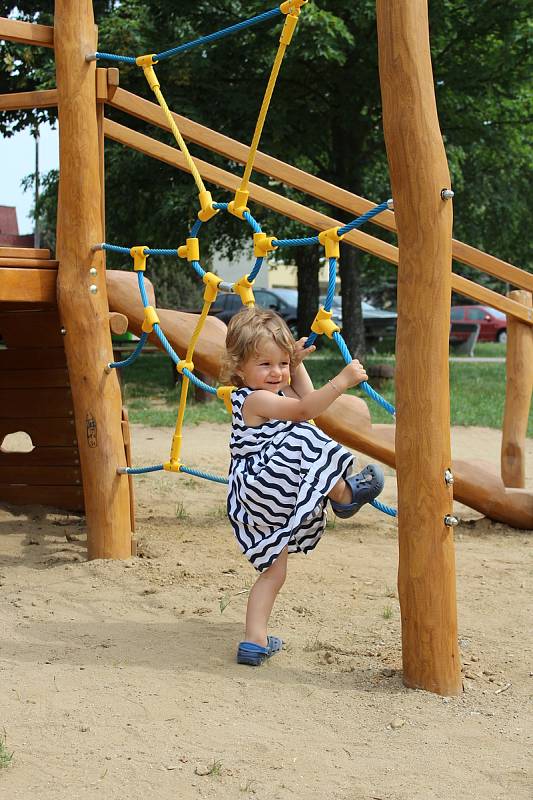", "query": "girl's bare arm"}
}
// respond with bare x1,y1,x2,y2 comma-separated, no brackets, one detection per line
244,360,368,424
